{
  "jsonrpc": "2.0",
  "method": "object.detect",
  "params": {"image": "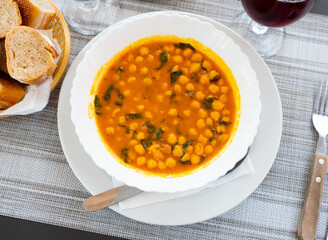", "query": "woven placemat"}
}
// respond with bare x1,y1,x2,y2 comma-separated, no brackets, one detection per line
0,0,327,239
